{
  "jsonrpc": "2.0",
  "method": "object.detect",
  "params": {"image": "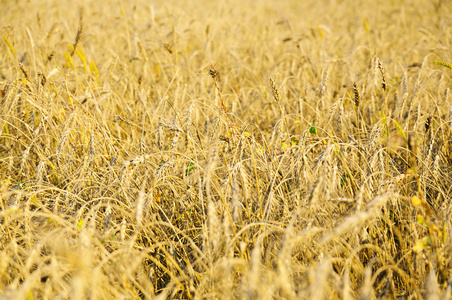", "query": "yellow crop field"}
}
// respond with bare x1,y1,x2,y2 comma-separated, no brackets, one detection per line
1,0,451,298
